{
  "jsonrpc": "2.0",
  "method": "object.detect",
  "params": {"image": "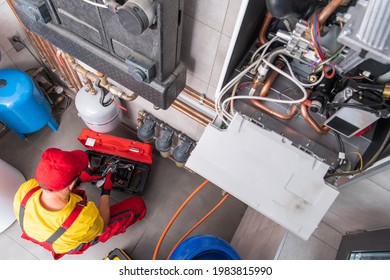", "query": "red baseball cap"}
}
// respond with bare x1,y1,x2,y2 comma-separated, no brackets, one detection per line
35,148,89,191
